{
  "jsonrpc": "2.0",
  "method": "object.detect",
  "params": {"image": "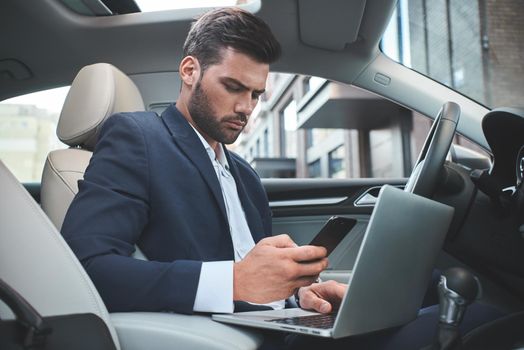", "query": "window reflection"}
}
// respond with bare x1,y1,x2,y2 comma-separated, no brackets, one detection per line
329,145,346,178
280,100,297,158
308,159,321,178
